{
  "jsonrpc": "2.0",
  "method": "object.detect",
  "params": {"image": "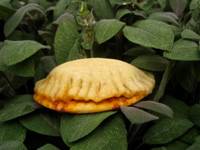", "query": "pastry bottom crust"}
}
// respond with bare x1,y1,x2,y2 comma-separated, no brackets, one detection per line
34,92,146,114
